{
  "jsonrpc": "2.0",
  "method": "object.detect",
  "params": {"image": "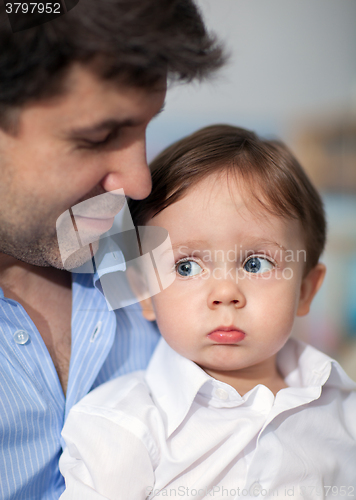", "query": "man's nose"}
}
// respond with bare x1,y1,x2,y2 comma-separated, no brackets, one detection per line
100,134,152,200
207,275,246,309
